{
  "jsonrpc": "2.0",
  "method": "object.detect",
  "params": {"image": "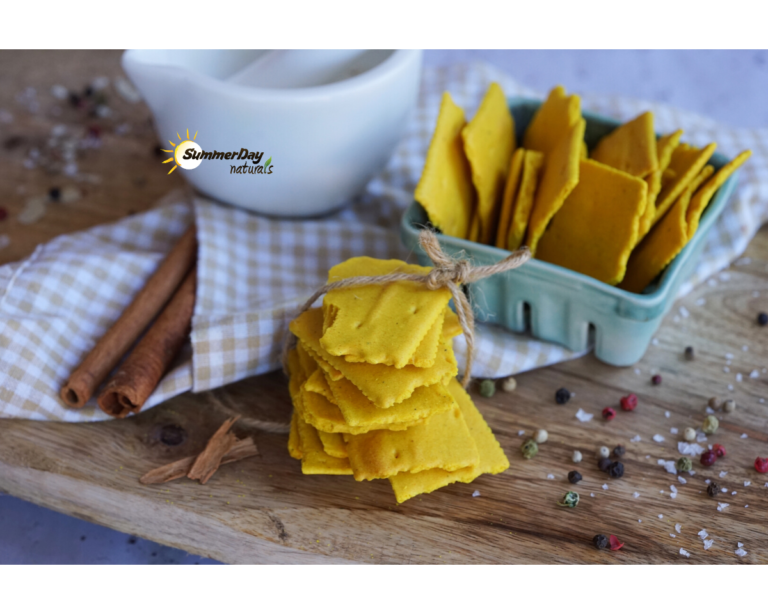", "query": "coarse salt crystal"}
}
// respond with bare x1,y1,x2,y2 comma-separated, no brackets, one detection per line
723,366,730,373
735,547,747,557
732,491,737,496
679,306,689,318
472,490,480,497
653,434,665,443
659,460,678,475
665,411,671,418
670,427,678,435
705,479,711,484
634,368,641,375
698,530,708,538
651,338,659,345
678,442,705,456
678,476,687,484
633,492,640,498
703,539,714,550
670,533,676,538
602,484,608,490
717,502,729,511
745,505,749,508
696,297,707,306
670,492,677,499
638,519,642,523
575,408,593,422
706,406,715,414
738,542,744,548
736,373,743,382
517,430,525,436
750,370,760,378
590,493,594,497
719,471,728,478
546,474,555,480
630,435,641,443
658,514,664,519
727,384,734,391
670,485,678,494
722,488,728,493
689,470,696,476
675,523,682,533
679,548,690,558
740,433,748,439
696,432,708,442
725,353,734,360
